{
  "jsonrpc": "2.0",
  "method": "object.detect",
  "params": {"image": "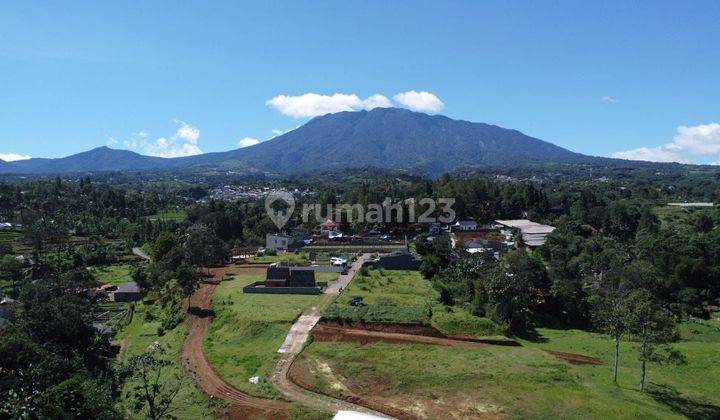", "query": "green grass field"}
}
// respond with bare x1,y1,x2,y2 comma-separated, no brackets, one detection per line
115,302,218,419
246,252,309,264
324,268,505,337
148,209,188,222
0,229,21,244
296,317,720,418
204,272,323,398
89,263,136,286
